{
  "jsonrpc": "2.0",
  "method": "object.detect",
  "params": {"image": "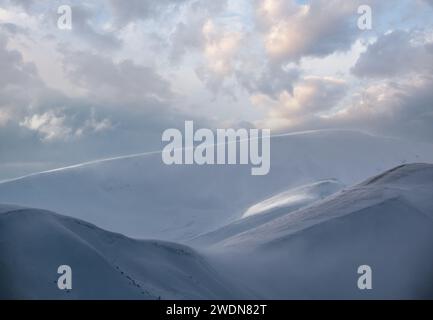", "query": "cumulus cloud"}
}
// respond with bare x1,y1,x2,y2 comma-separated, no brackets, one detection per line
191,0,374,99
20,111,72,141
195,19,244,95
256,73,433,142
202,20,241,76
253,76,348,129
167,1,246,96
325,74,433,141
255,0,365,63
20,109,113,141
169,0,228,62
